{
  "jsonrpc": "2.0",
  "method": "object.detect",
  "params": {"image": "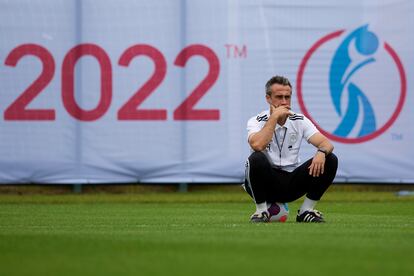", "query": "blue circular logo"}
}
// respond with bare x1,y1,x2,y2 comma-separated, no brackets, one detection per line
297,25,406,144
